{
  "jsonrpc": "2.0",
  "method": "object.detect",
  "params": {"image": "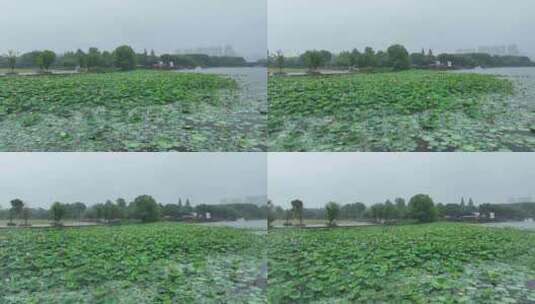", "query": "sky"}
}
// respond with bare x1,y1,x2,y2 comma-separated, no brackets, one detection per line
268,0,535,58
0,0,267,61
268,153,535,208
0,153,266,209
